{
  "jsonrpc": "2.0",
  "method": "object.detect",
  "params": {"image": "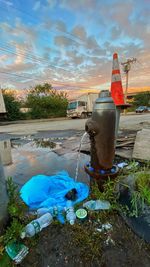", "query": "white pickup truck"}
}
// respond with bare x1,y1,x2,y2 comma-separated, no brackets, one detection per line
67,92,99,119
